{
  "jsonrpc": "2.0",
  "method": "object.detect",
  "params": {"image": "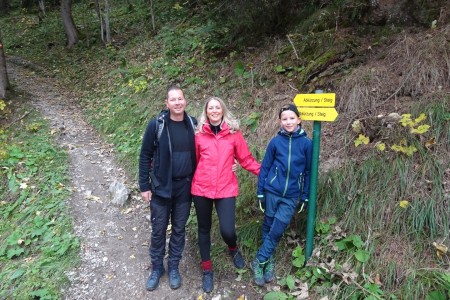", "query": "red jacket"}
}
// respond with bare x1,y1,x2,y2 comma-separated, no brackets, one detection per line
191,121,260,199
